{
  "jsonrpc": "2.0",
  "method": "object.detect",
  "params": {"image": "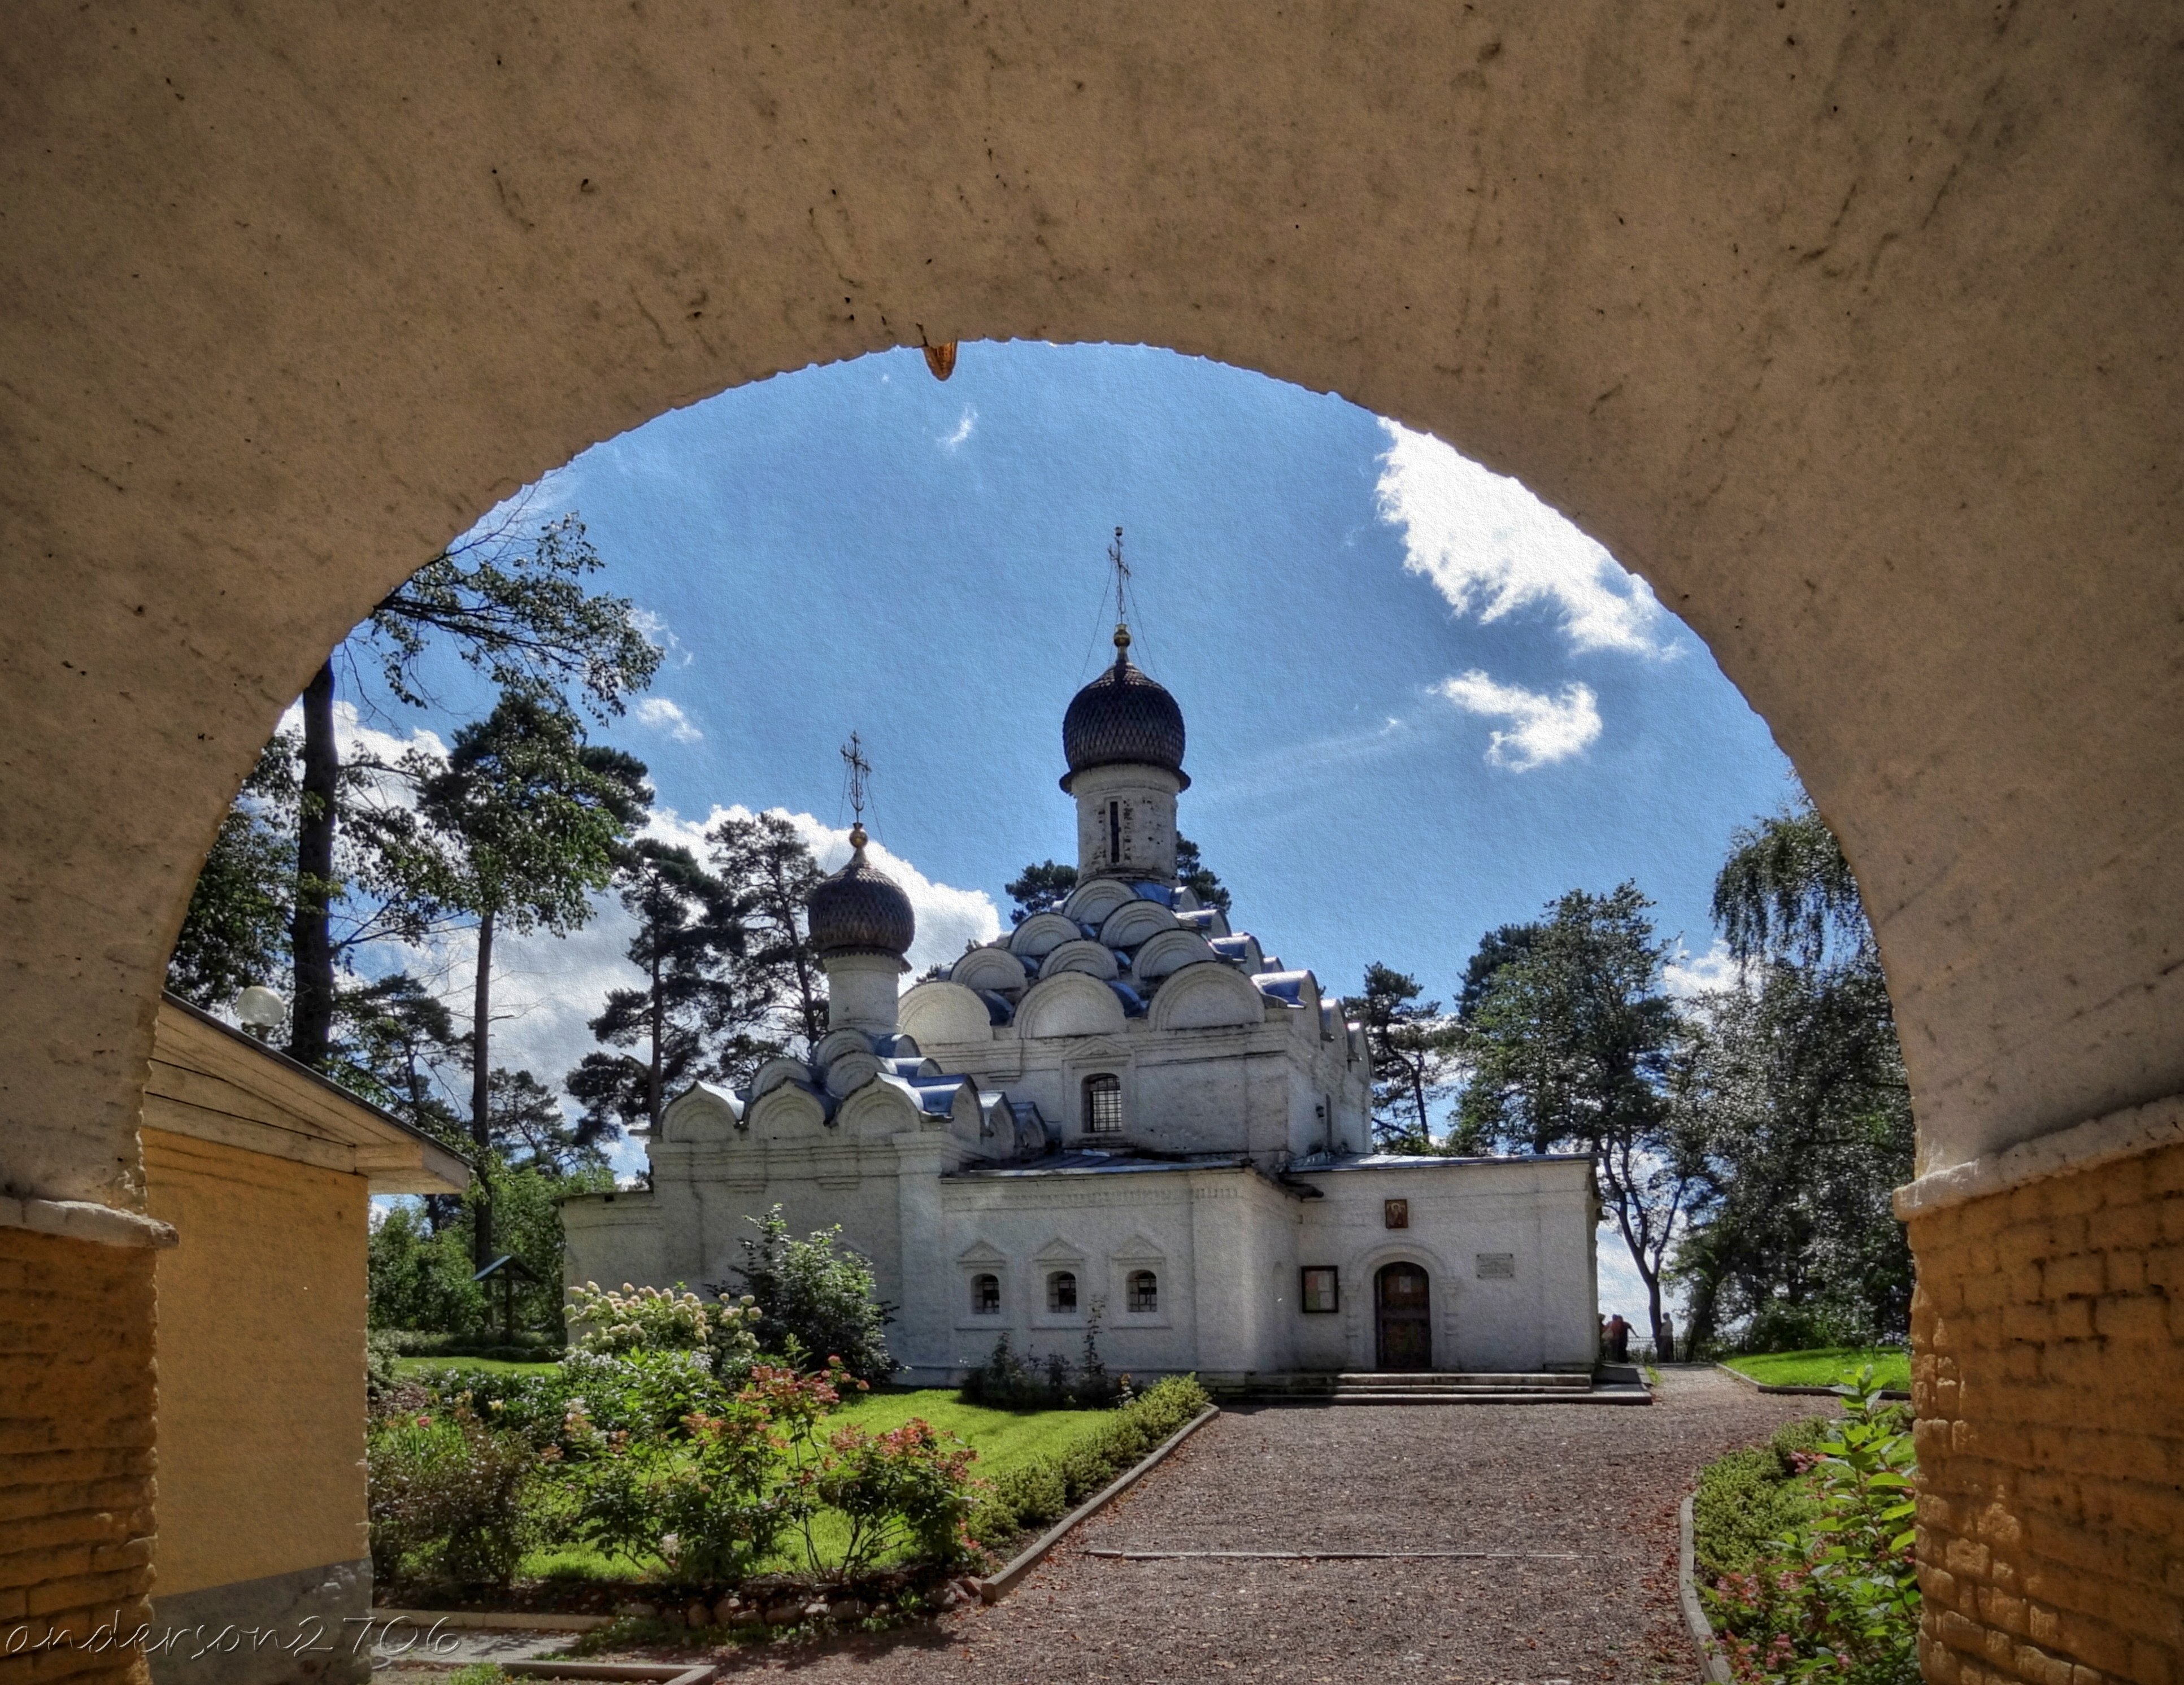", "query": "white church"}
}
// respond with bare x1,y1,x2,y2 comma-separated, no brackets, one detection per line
563,624,1600,1386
